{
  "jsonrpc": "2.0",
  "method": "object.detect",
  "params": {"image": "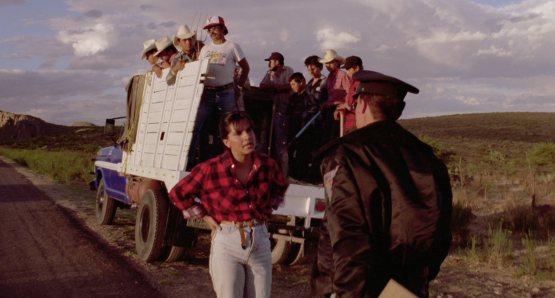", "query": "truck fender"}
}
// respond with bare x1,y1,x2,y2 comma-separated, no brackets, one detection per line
126,178,162,204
